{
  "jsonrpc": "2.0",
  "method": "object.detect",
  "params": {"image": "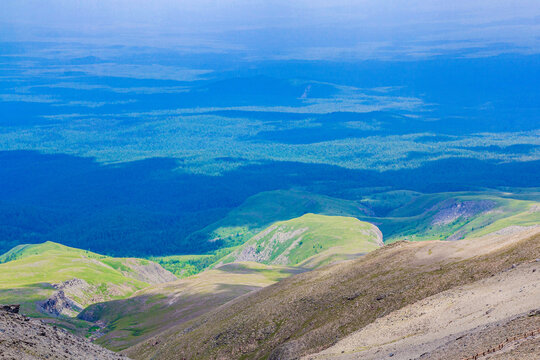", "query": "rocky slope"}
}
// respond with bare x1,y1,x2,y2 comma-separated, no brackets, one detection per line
123,226,540,360
0,307,129,360
307,261,540,359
